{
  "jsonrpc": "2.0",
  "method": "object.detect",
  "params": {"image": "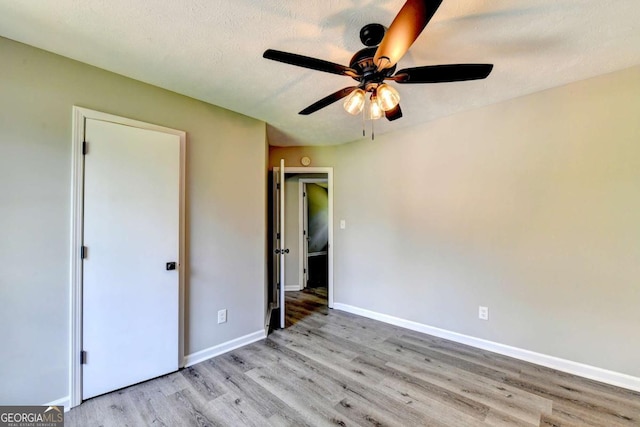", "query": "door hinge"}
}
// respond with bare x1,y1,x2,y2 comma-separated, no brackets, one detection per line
82,141,88,155
276,232,280,239
80,245,88,259
303,230,306,236
81,351,87,364
276,183,280,190
303,192,306,197
303,268,306,273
